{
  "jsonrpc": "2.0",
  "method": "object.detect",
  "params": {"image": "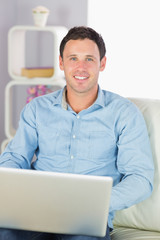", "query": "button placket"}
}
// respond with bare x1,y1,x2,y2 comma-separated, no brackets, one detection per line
69,115,80,166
